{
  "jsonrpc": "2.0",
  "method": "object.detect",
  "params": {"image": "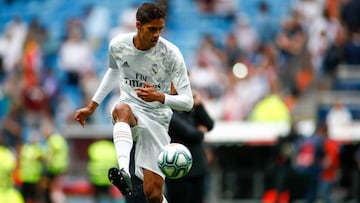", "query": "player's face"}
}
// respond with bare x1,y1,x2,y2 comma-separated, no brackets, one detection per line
135,18,165,50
